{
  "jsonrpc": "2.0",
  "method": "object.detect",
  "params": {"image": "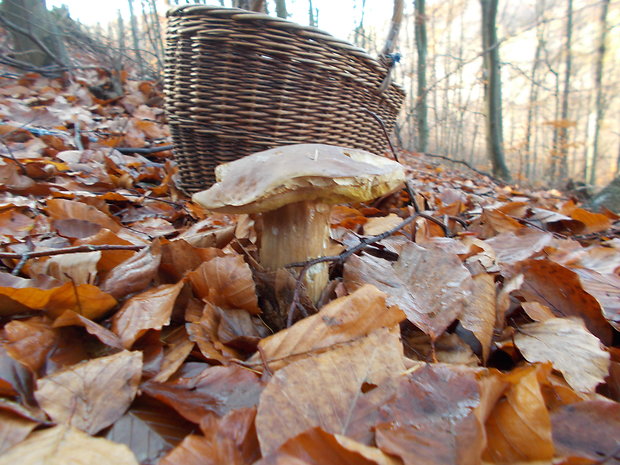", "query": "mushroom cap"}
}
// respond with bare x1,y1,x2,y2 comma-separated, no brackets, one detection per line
192,144,406,214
